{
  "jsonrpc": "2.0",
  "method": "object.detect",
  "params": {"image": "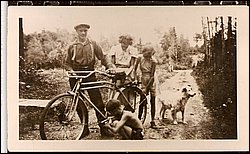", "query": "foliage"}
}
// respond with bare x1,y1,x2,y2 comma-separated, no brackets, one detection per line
192,57,237,139
159,27,177,60
193,33,202,45
98,34,117,54
158,27,195,69
23,30,72,70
